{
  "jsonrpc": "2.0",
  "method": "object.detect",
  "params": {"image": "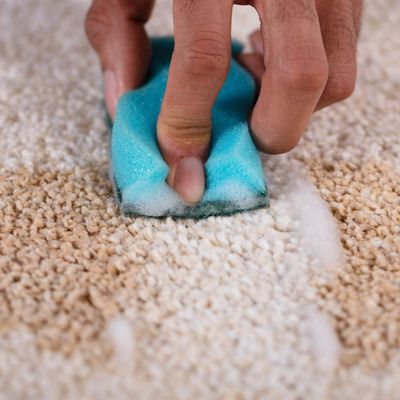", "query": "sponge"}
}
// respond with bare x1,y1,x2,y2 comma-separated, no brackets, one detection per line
108,37,269,218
